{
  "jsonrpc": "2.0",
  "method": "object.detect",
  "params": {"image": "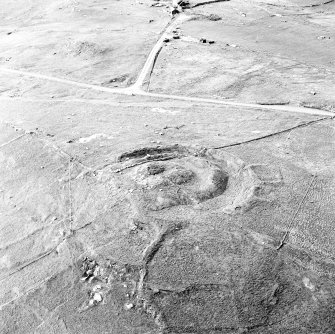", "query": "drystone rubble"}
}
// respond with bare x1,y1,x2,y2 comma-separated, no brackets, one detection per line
0,0,335,333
